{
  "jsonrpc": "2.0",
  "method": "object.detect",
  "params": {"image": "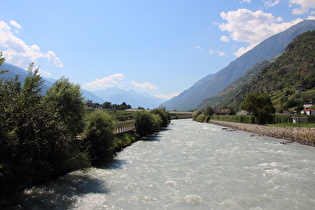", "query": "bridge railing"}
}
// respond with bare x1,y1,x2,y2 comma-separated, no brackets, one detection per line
115,120,136,134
